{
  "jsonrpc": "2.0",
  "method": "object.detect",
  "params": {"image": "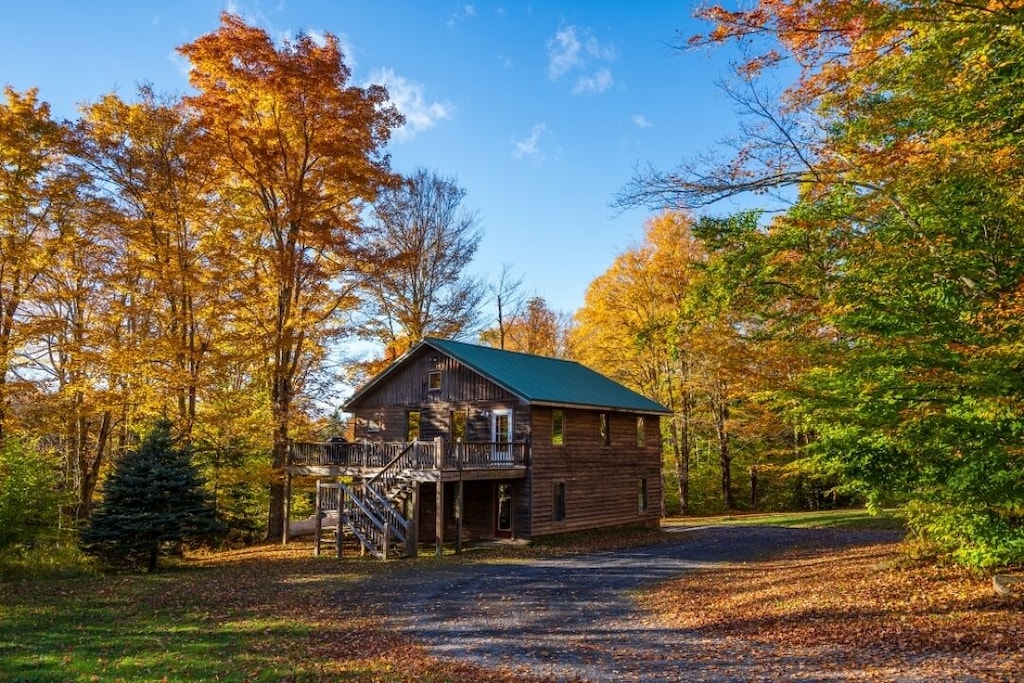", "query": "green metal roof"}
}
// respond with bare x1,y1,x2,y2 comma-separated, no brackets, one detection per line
347,337,669,414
